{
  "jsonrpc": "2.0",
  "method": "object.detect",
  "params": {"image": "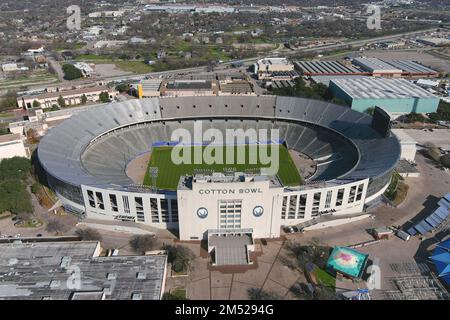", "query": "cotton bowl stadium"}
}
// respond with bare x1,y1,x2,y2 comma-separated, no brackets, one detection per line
37,96,400,241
